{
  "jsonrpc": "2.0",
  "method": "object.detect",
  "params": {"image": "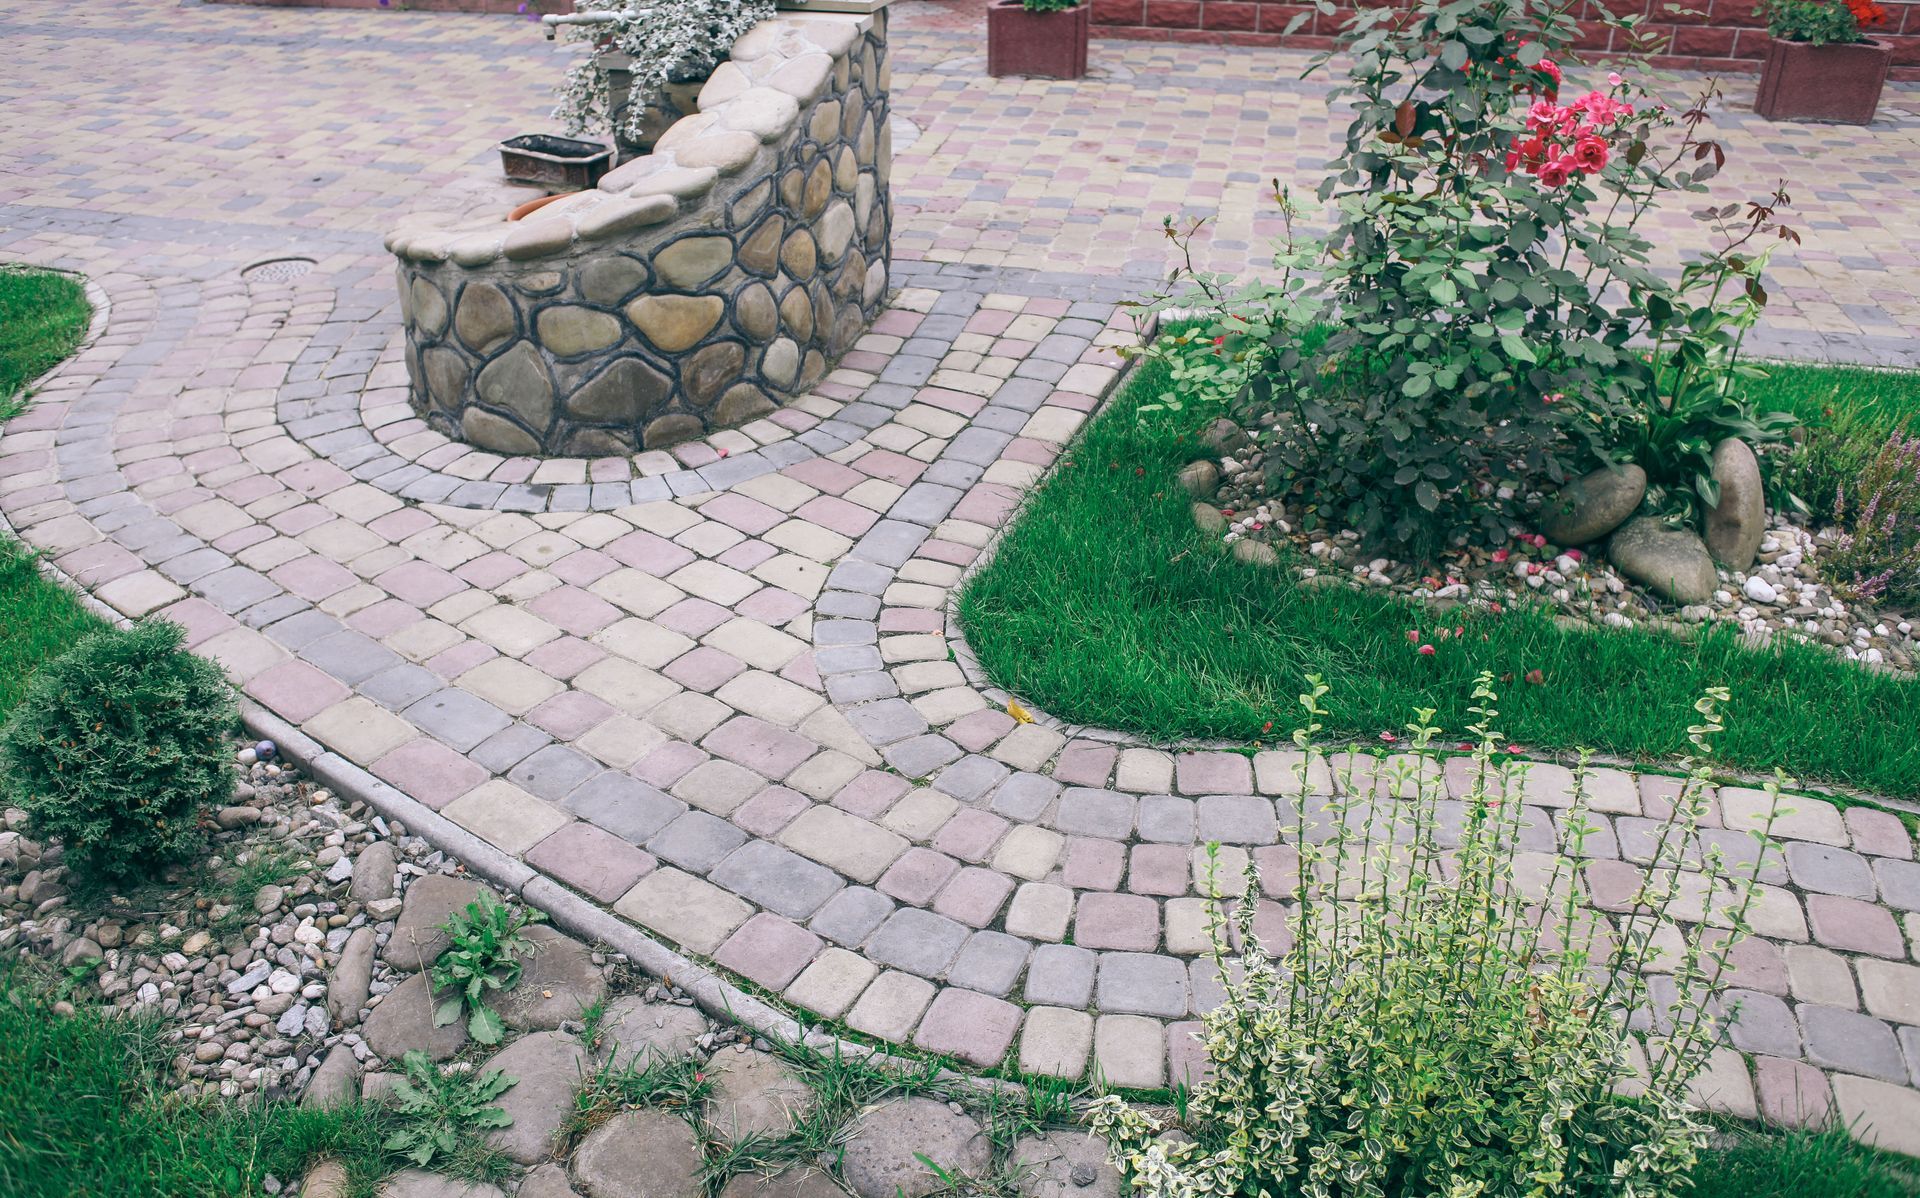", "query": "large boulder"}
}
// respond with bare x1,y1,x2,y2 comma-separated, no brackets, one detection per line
1539,463,1646,546
1607,518,1718,605
1704,438,1766,572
